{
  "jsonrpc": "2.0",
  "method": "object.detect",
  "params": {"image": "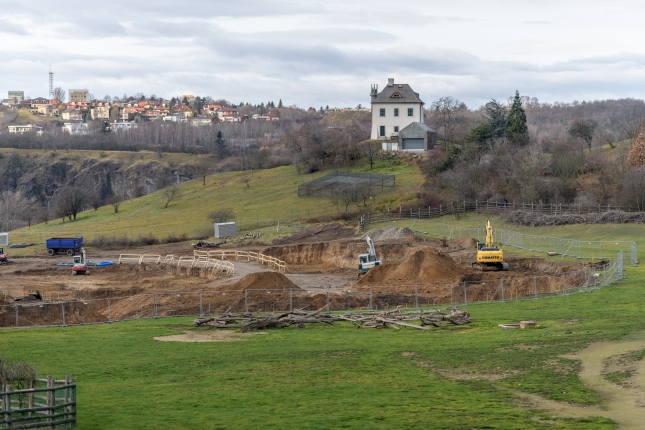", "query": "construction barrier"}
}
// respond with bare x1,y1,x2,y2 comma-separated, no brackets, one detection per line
194,250,287,273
